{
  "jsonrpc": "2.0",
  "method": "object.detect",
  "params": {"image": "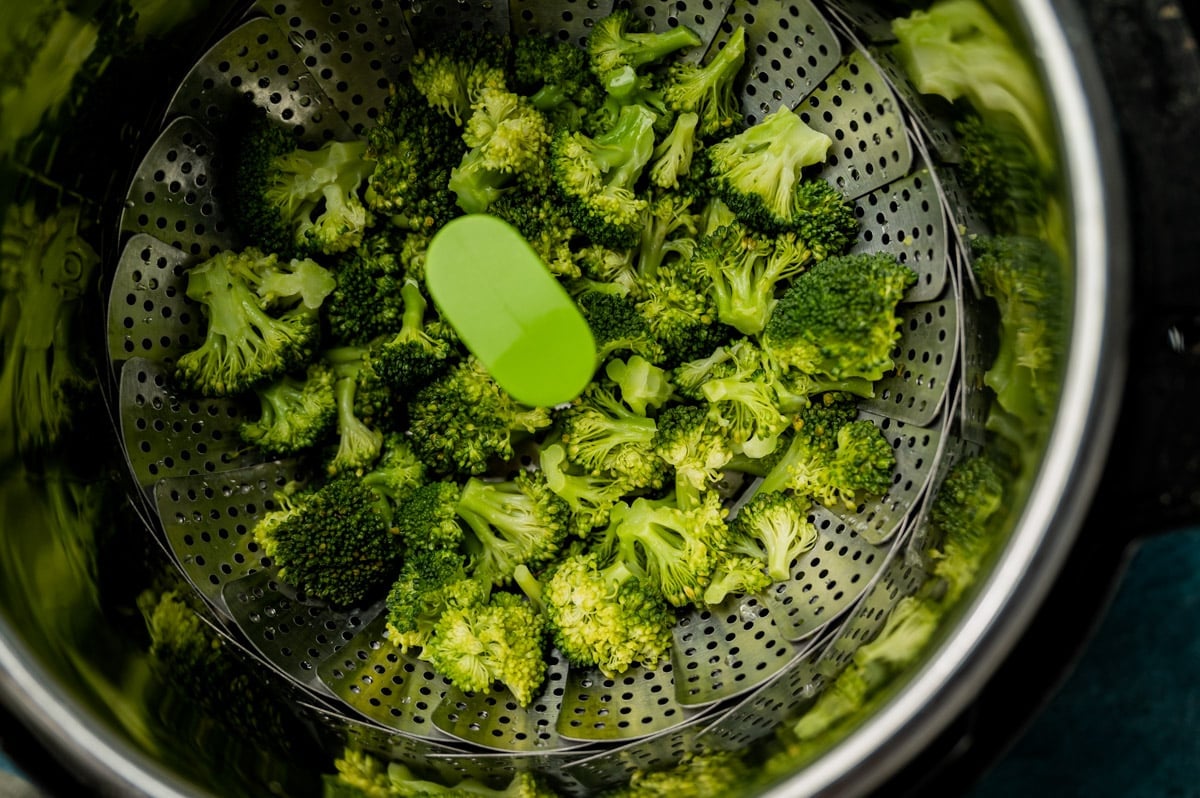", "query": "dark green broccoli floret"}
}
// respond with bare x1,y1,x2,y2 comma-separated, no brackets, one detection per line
325,227,410,345
174,248,333,397
651,403,734,510
512,33,605,125
730,489,817,582
559,385,667,492
383,548,476,652
238,362,336,456
390,479,466,555
762,252,917,389
550,103,658,249
928,453,1007,603
230,116,372,257
608,491,730,608
954,112,1045,235
364,80,465,232
758,399,896,509
577,286,665,365
586,10,702,97
529,549,675,677
661,25,747,139
487,170,585,279
407,358,553,476
0,203,99,456
449,87,552,213
373,278,457,397
408,30,511,126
